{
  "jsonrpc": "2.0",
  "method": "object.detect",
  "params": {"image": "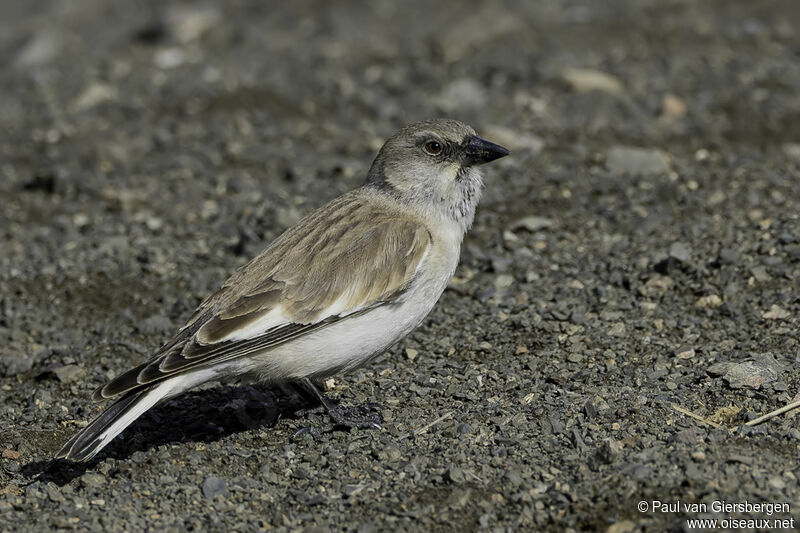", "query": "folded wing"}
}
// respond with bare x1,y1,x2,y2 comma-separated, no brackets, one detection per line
94,191,432,400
